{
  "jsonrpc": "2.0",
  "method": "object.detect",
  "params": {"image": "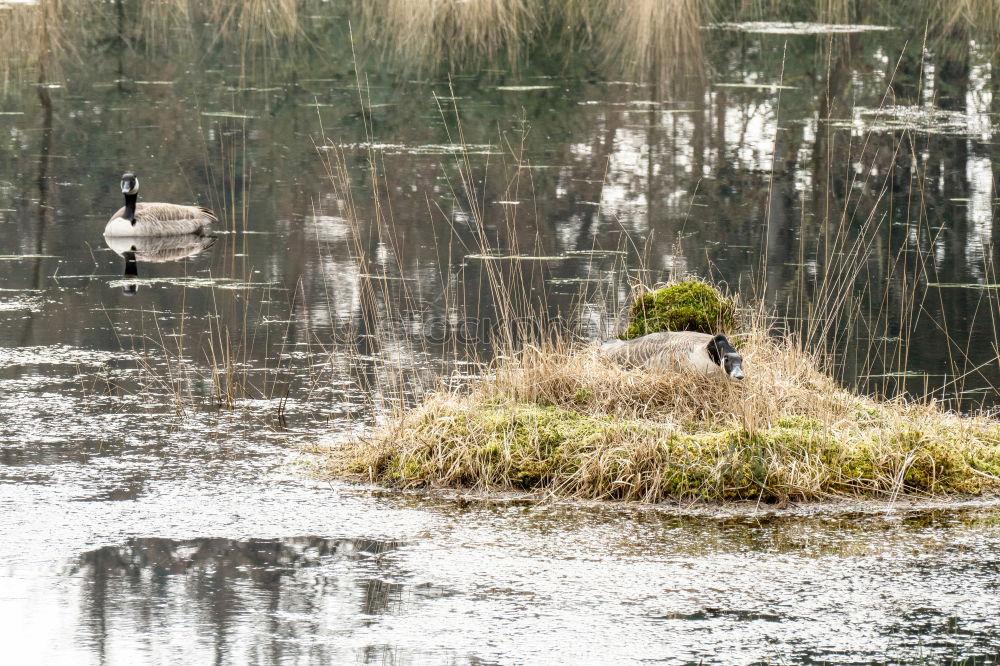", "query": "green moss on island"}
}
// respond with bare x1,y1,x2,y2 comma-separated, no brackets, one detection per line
620,280,736,339
330,398,1000,503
